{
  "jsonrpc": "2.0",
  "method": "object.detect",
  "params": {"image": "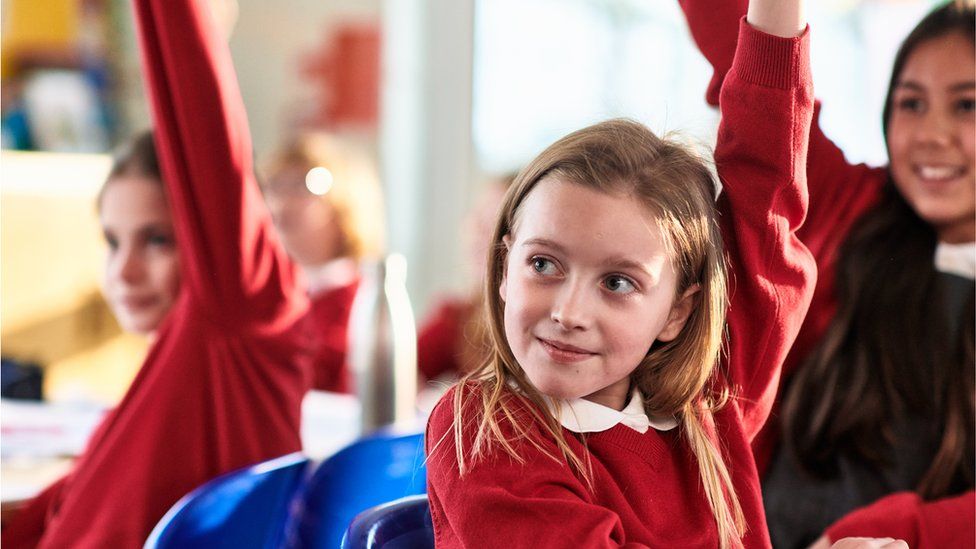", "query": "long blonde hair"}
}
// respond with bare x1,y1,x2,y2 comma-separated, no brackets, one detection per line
449,119,745,547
